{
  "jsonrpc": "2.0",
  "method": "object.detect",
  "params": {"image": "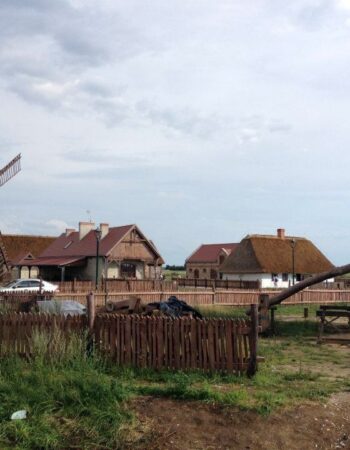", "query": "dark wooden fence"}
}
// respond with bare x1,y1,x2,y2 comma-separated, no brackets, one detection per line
0,311,259,374
0,313,85,356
